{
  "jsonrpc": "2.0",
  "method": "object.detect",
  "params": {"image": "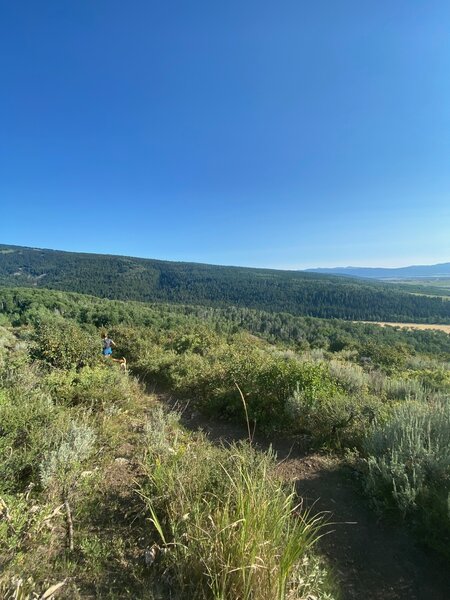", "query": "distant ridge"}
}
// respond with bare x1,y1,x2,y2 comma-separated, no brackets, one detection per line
305,263,450,279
